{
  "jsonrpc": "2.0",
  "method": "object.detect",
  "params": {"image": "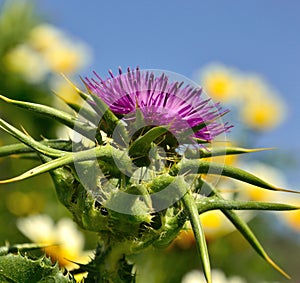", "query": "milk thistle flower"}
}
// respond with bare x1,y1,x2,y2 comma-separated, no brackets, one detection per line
0,67,299,283
85,67,232,142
